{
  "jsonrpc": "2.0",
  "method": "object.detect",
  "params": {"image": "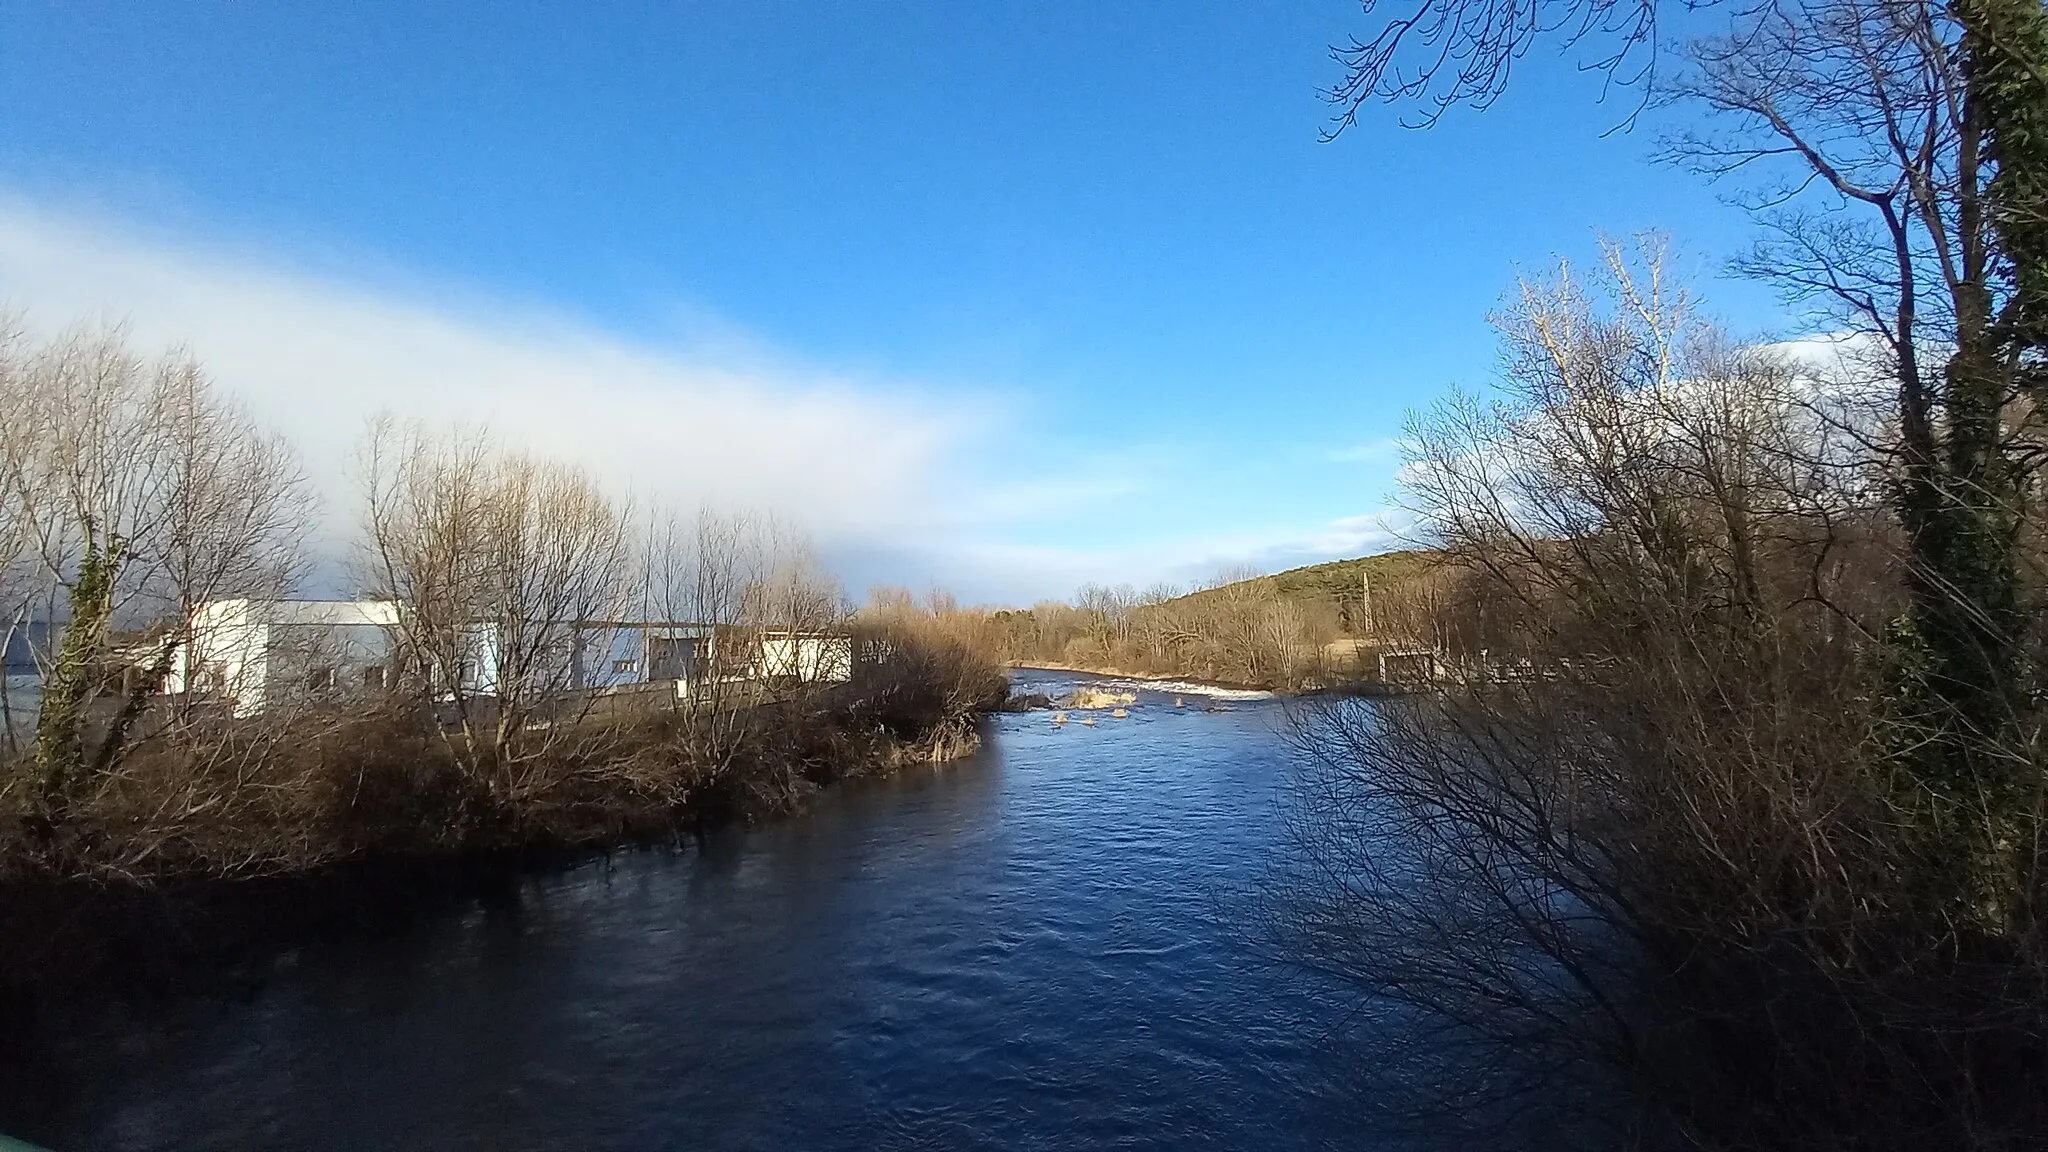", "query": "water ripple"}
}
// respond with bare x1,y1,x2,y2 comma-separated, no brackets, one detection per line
32,669,1364,1151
